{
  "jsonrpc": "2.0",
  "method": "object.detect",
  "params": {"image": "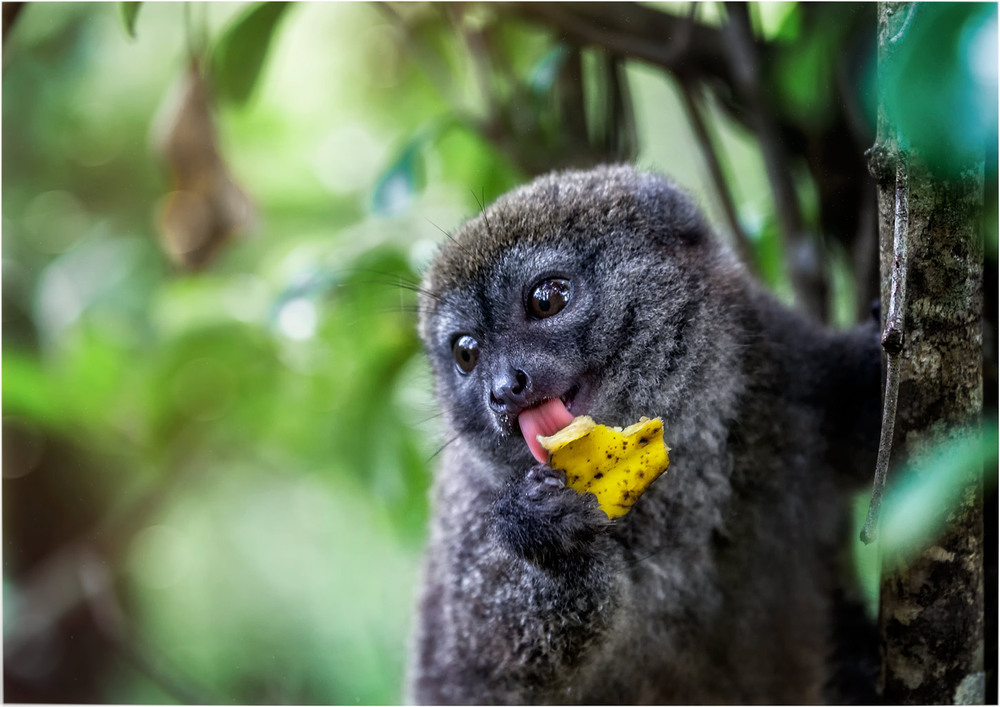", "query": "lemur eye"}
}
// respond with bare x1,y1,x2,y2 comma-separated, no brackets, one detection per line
452,335,480,373
528,278,572,319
